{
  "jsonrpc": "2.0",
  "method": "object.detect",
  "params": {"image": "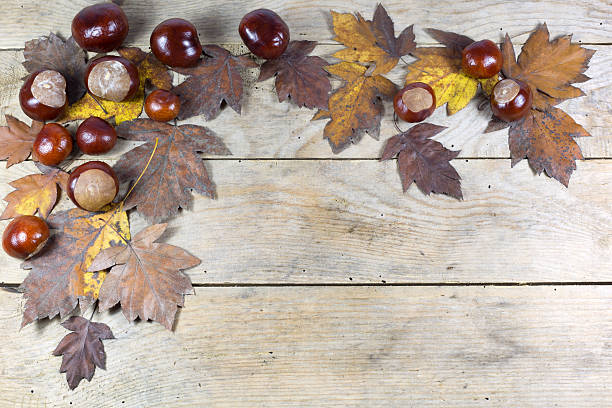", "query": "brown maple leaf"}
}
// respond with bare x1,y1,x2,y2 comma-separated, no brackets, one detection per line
20,207,129,327
258,41,330,110
53,316,114,390
508,107,588,186
23,33,88,104
0,115,43,168
501,24,595,110
89,223,199,330
331,4,415,76
114,119,231,223
118,47,173,90
173,45,258,120
381,123,462,199
1,165,68,220
323,62,397,153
